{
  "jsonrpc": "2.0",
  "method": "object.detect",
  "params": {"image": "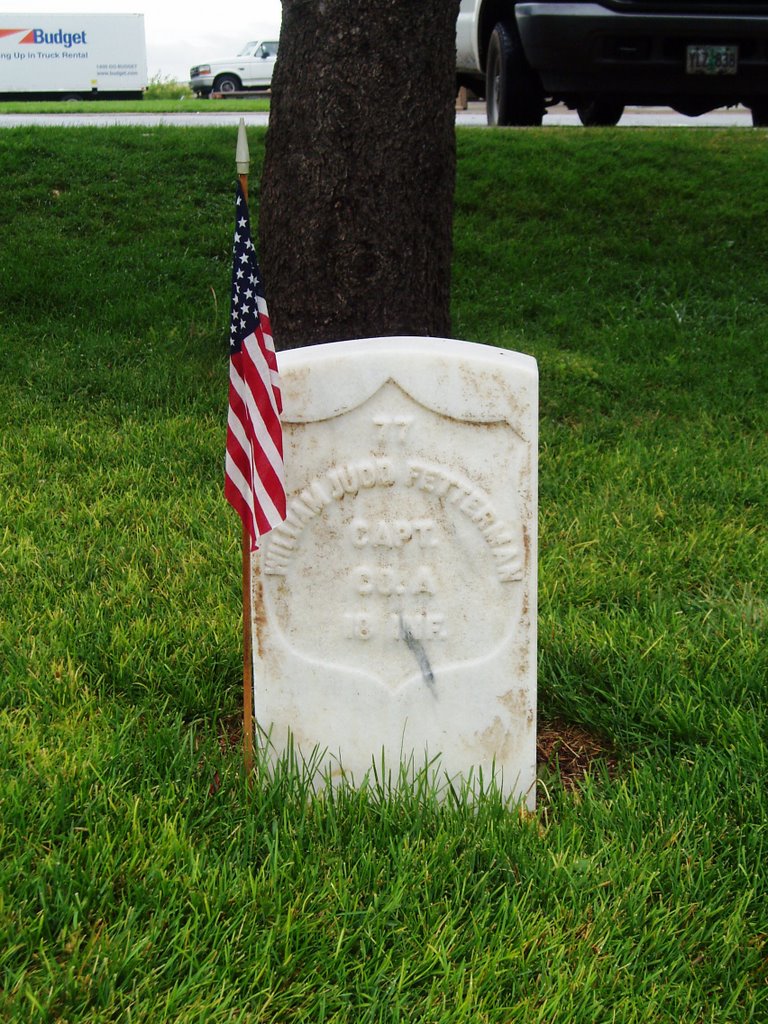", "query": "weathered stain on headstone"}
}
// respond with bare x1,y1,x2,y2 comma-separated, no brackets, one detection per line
252,337,538,805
